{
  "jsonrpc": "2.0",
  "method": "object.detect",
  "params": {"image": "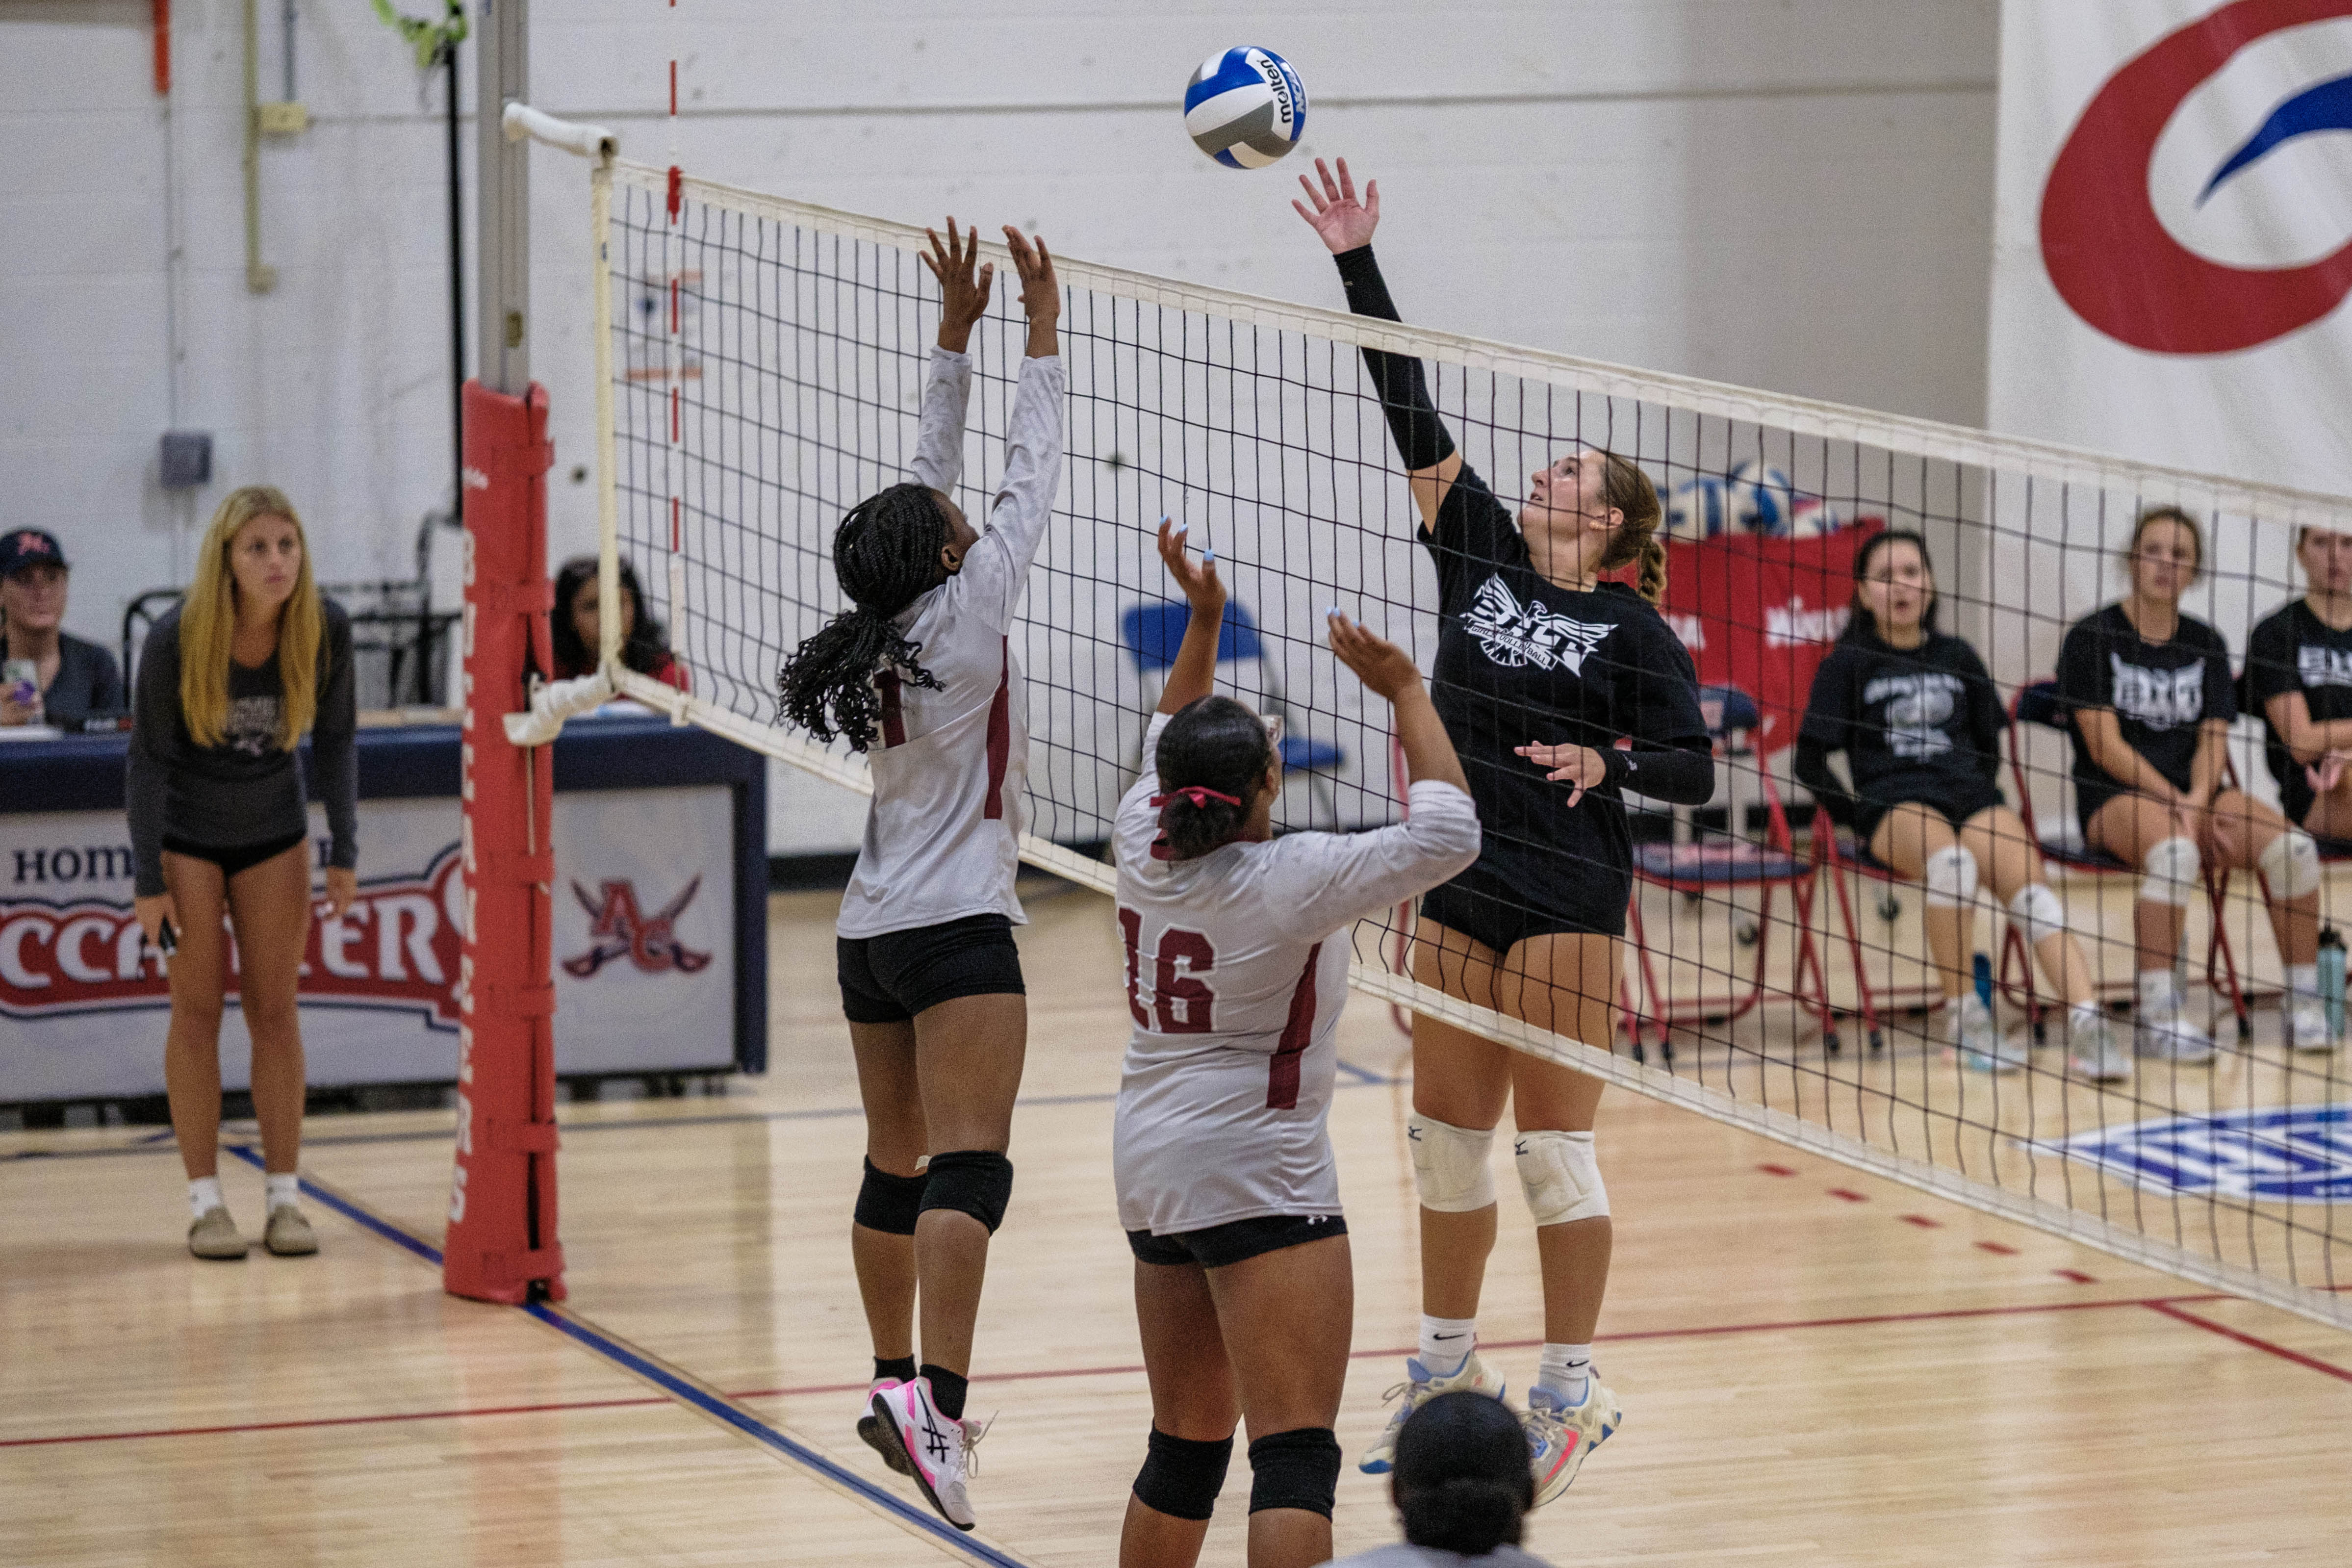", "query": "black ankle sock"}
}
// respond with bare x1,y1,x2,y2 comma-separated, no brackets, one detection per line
920,1363,969,1420
875,1355,917,1386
